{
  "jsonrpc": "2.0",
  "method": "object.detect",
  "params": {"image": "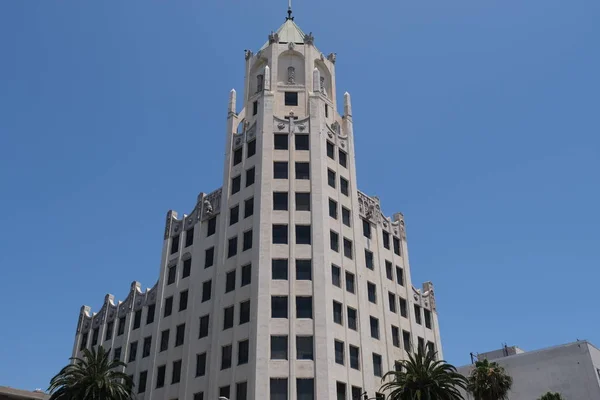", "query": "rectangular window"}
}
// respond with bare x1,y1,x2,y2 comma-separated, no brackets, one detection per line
382,231,390,249
164,296,173,317
403,330,411,352
342,207,351,227
220,386,231,399
146,304,155,325
138,370,147,394
182,258,191,278
221,345,232,369
230,205,239,225
175,323,185,347
331,264,341,287
243,230,253,251
343,238,353,259
228,236,238,258
113,347,121,361
179,290,188,311
393,237,402,255
297,378,314,400
363,219,371,238
117,317,125,336
418,337,425,353
330,230,339,252
239,300,251,324
414,305,422,325
105,321,113,341
156,365,166,388
327,141,335,159
295,192,311,211
295,134,309,150
347,307,357,331
231,175,241,194
252,101,258,115
238,339,249,365
79,332,88,350
340,177,349,196
207,216,216,236
333,301,343,325
295,162,310,179
373,353,383,377
128,341,137,362
425,309,432,329
91,328,99,346
246,166,255,187
345,272,355,293
327,169,336,188
202,280,212,302
205,247,214,268
274,134,288,150
237,382,248,400
284,91,298,106
247,140,256,158
167,265,176,285
296,336,314,360
199,315,210,338
270,379,288,400
391,325,400,347
400,297,408,318
271,335,288,360
194,393,204,400
370,317,380,339
233,148,243,166
273,224,288,244
160,329,169,352
385,261,393,280
367,282,377,304
352,387,363,400
196,353,206,377
170,235,179,255
336,382,346,400
296,225,311,245
329,198,338,219
272,259,288,280
365,250,374,270
296,259,312,280
172,360,182,384
396,266,405,286
241,264,251,286
427,341,435,356
339,150,347,167
143,336,151,357
389,292,397,313
273,192,288,210
244,197,254,218
185,227,194,247
274,161,288,179
349,346,360,370
223,306,234,330
335,340,345,365
395,361,403,372
272,296,288,318
296,296,313,319
325,103,329,118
